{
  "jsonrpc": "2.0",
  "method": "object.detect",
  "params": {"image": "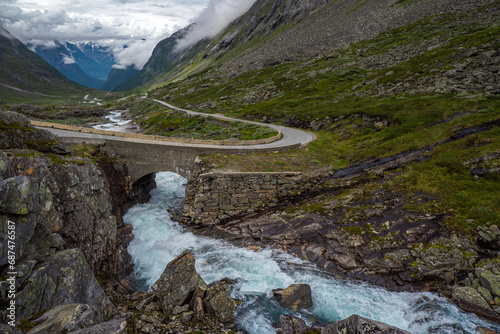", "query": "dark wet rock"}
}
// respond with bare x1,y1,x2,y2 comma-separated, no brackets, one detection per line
26,304,100,334
68,318,127,334
16,248,116,321
203,278,239,324
152,250,207,315
273,284,313,311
